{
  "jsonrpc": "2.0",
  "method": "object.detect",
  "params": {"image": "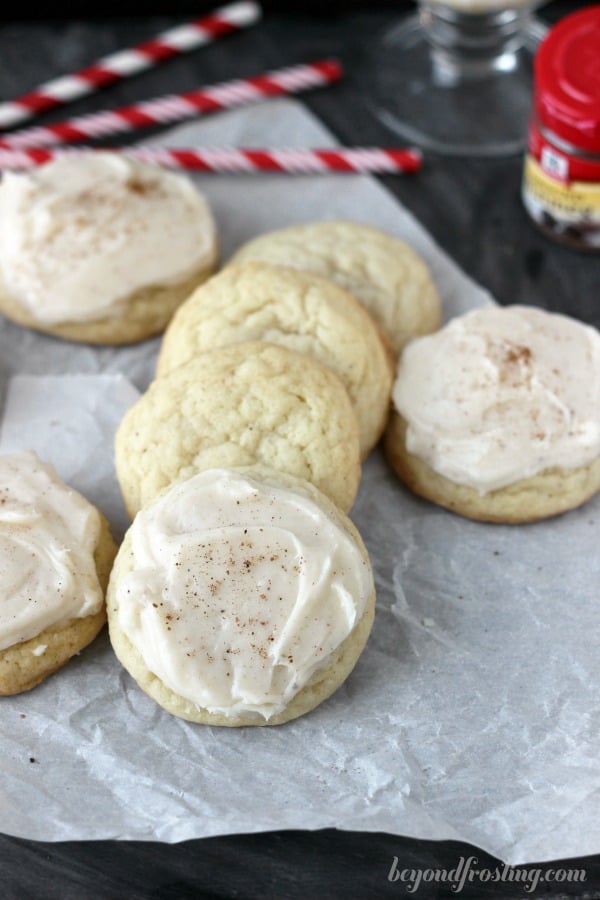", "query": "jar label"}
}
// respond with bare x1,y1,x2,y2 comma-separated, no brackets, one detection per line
523,155,600,223
527,120,600,185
